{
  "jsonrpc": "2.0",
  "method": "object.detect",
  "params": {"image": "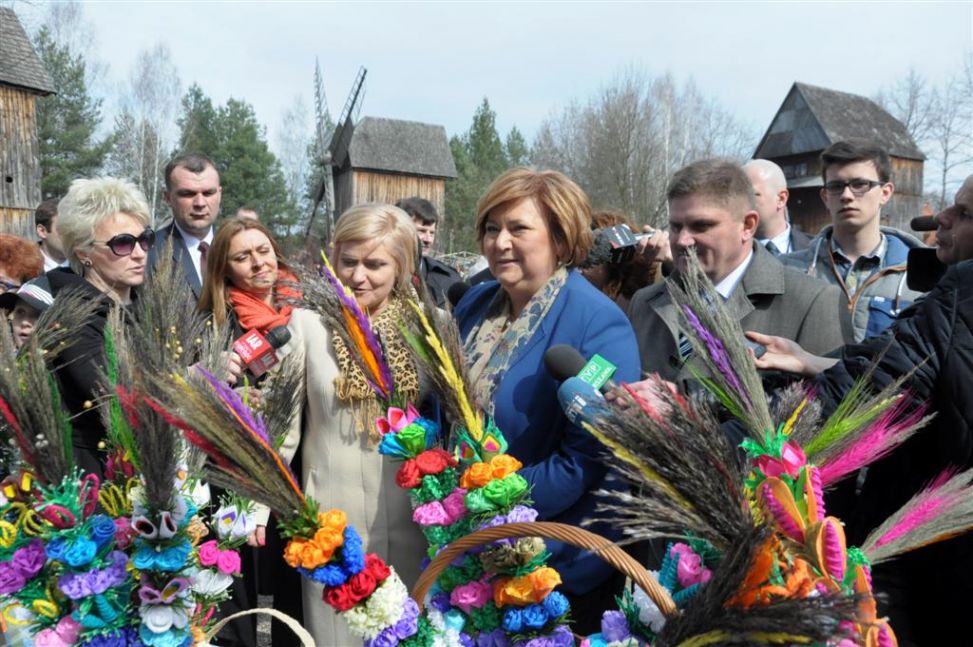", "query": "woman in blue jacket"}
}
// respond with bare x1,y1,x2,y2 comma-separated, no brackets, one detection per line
454,167,640,634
